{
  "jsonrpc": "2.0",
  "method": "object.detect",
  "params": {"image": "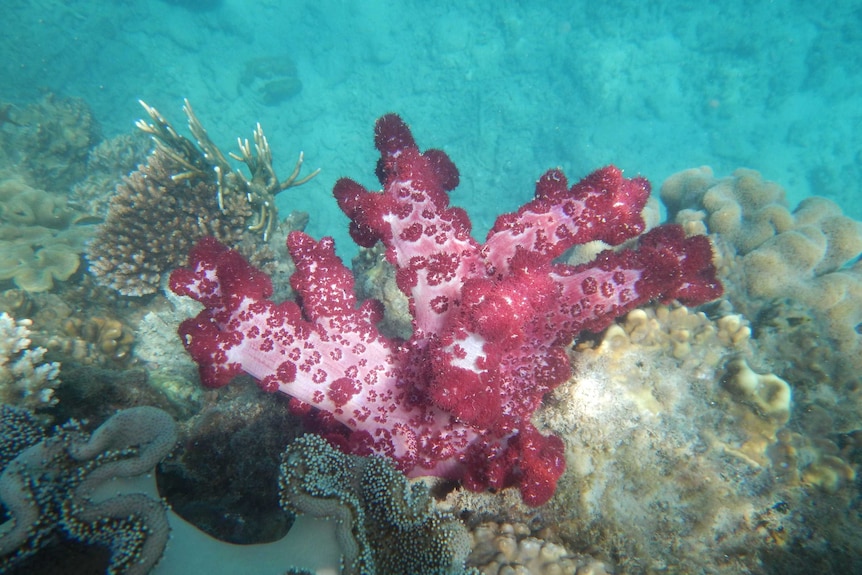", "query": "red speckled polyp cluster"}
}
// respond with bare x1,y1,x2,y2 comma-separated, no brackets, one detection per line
170,114,722,505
